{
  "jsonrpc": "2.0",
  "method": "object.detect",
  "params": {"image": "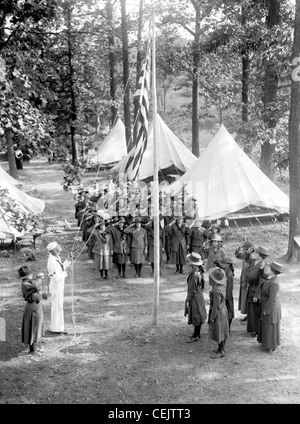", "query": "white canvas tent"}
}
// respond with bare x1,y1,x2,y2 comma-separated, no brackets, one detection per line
89,118,128,166
111,114,197,181
0,165,45,239
168,124,289,220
